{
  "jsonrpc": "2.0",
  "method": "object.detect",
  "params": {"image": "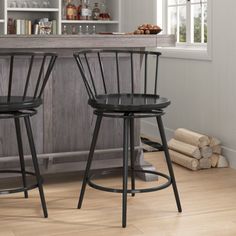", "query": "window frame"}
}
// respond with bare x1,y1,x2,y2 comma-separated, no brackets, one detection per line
155,0,212,61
